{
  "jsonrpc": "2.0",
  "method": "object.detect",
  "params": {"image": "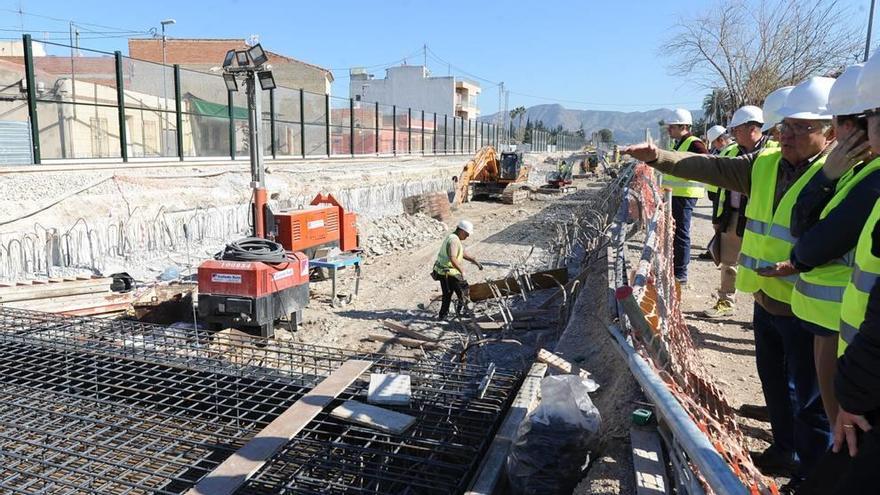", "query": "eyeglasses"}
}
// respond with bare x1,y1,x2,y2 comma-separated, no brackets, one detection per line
775,122,826,136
